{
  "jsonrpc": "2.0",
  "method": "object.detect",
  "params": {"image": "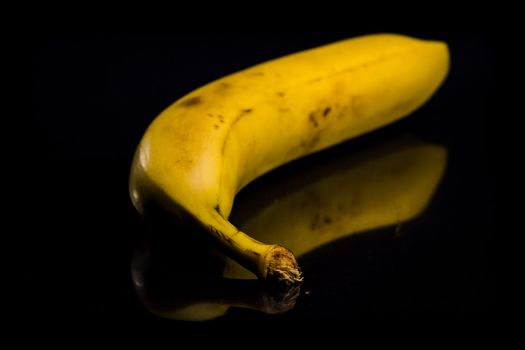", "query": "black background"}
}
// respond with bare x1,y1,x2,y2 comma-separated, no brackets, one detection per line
30,31,493,323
